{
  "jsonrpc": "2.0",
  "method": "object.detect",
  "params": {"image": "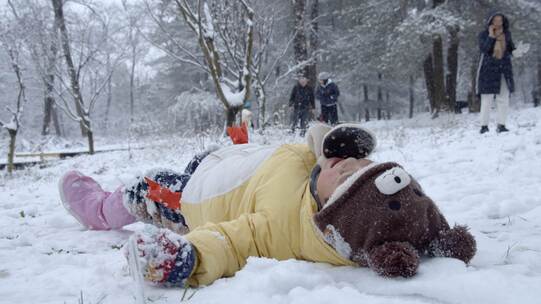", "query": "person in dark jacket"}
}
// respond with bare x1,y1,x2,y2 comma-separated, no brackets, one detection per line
316,72,340,125
289,76,315,135
476,12,527,134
